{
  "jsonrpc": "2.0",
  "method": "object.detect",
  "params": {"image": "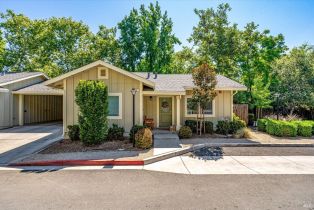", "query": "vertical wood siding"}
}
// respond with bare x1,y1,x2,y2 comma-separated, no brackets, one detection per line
65,66,141,133
23,95,63,124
